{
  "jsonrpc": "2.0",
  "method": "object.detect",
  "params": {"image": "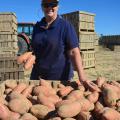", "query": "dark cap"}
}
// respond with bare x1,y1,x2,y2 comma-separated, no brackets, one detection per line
42,0,59,3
